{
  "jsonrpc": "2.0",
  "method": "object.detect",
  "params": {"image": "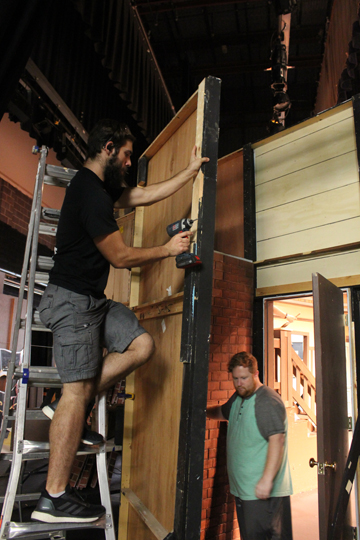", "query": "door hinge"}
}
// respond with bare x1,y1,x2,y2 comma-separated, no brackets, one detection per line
348,416,353,430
